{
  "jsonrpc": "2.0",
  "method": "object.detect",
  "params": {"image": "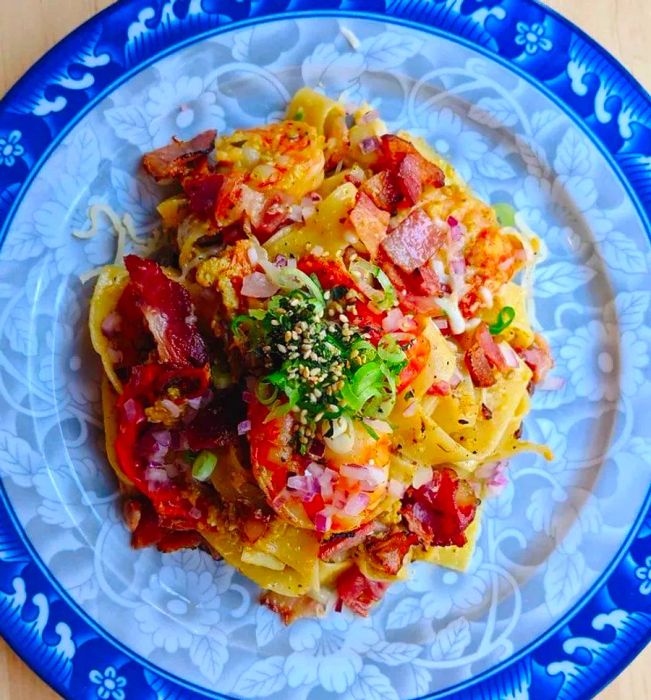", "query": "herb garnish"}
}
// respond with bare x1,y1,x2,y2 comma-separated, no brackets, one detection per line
233,272,407,451
488,306,516,335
